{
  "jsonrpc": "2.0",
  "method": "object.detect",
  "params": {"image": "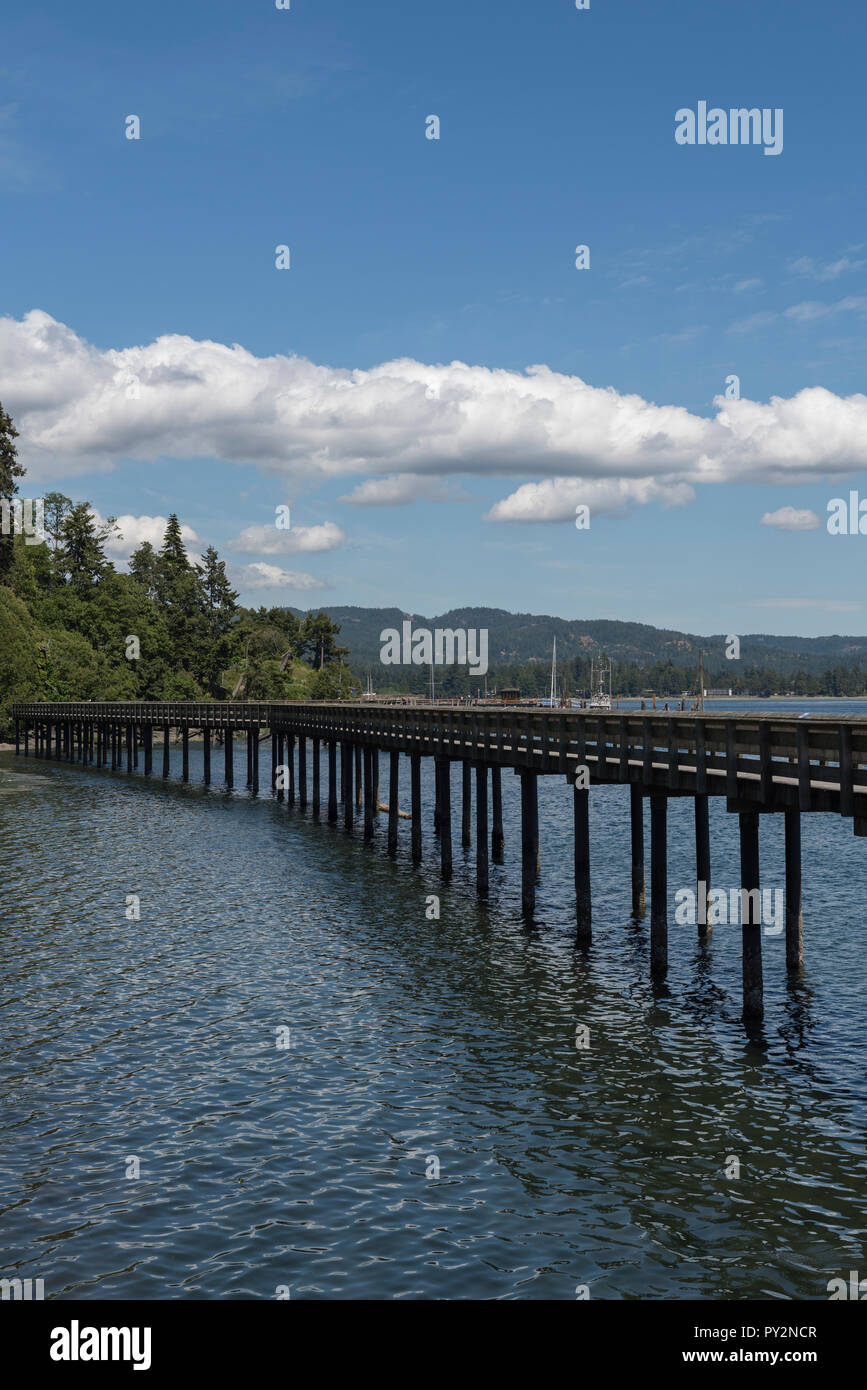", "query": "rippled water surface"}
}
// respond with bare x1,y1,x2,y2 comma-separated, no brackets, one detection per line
1,704,866,1299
